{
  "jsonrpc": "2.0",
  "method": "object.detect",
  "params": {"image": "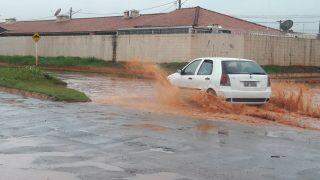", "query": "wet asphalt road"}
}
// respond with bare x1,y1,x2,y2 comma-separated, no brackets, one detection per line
0,73,320,180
